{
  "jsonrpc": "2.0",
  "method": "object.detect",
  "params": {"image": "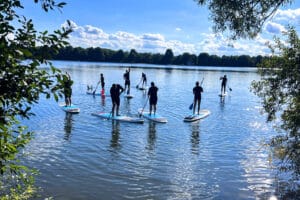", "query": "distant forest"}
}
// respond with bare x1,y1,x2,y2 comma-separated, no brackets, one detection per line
45,46,266,67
